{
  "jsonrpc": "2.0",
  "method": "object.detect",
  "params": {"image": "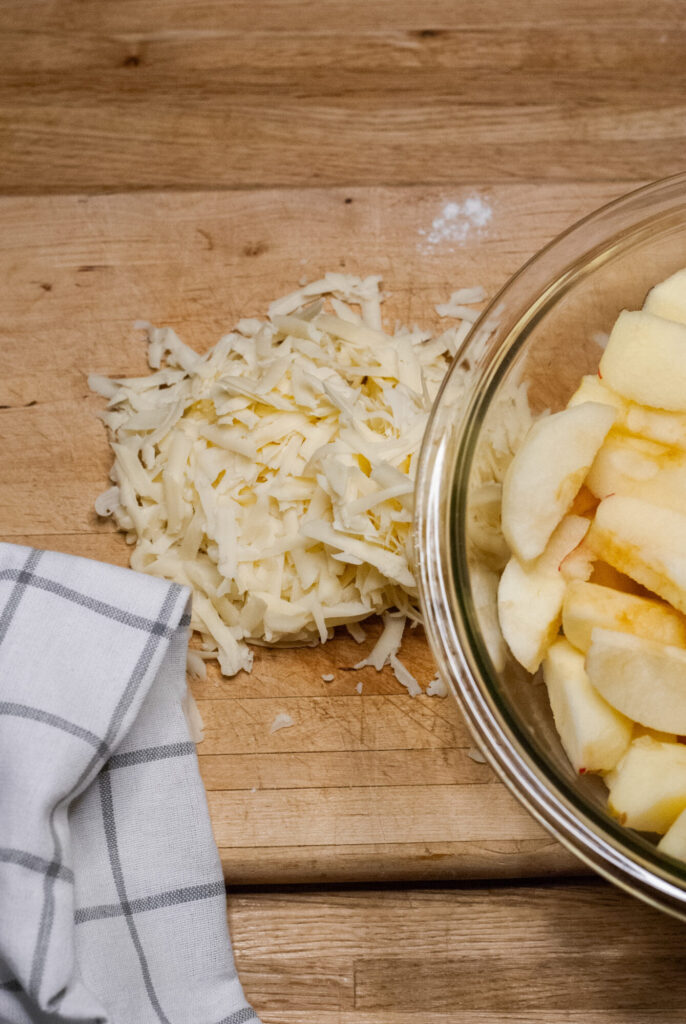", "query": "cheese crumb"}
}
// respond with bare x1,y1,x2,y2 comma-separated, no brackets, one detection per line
186,649,207,680
269,712,295,734
467,747,487,764
346,621,367,644
389,654,422,697
426,674,448,698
